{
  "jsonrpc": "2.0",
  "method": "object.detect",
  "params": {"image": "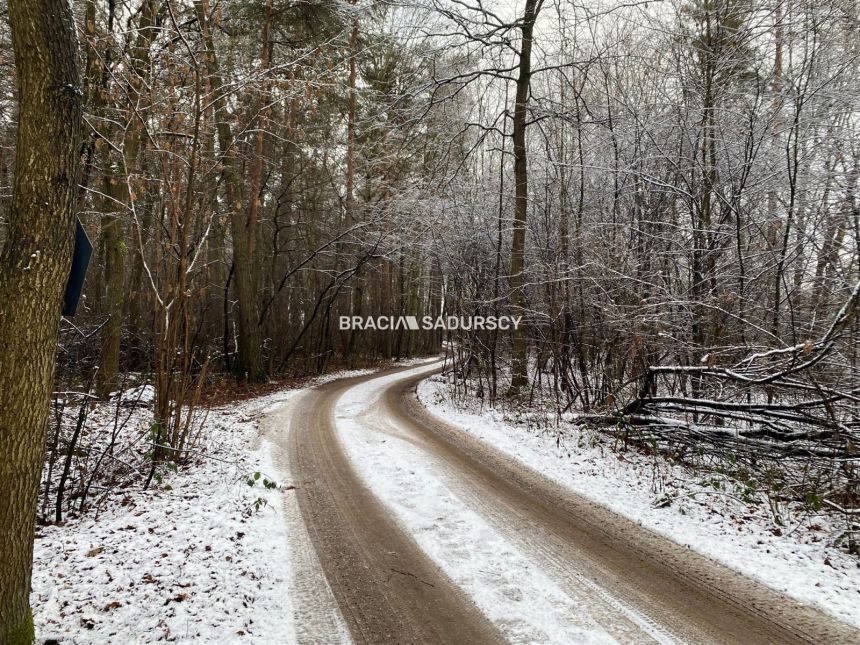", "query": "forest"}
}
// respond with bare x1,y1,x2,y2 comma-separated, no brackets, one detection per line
0,0,859,642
